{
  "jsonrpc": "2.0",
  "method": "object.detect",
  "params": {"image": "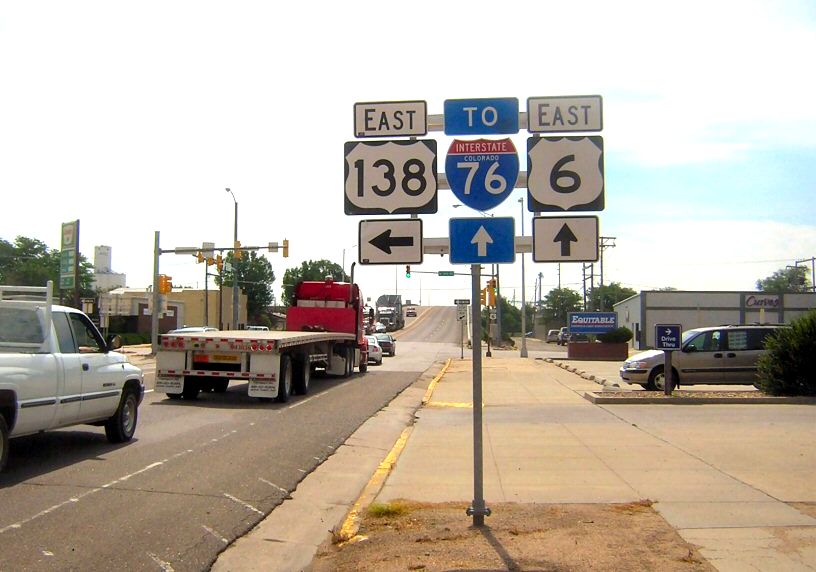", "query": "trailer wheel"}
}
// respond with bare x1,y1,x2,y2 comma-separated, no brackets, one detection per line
182,377,200,400
166,393,183,400
277,355,292,403
293,358,310,395
344,347,354,377
213,380,229,393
